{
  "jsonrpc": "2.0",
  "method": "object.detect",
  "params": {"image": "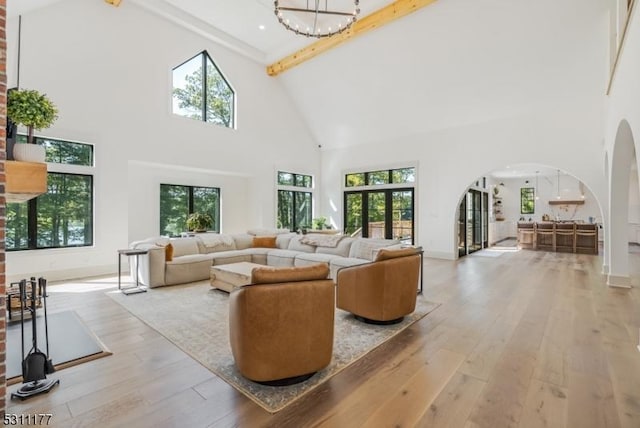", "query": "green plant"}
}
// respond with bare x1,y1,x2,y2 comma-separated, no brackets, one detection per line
312,216,328,230
186,212,213,232
7,88,59,144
